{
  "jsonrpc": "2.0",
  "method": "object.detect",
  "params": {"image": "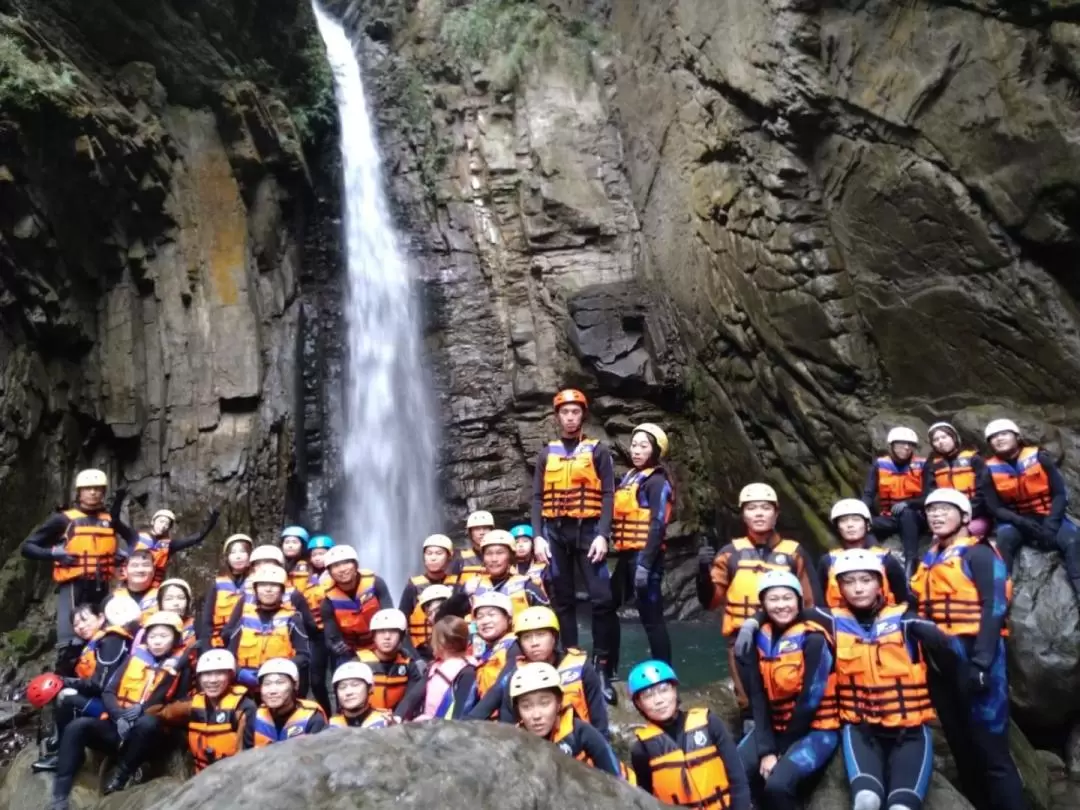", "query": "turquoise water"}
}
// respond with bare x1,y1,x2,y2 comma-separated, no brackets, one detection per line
577,619,730,688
